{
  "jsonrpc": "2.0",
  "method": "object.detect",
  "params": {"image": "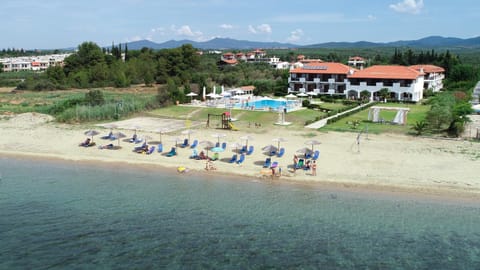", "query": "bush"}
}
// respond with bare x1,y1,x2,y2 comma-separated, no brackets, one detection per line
302,99,310,107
